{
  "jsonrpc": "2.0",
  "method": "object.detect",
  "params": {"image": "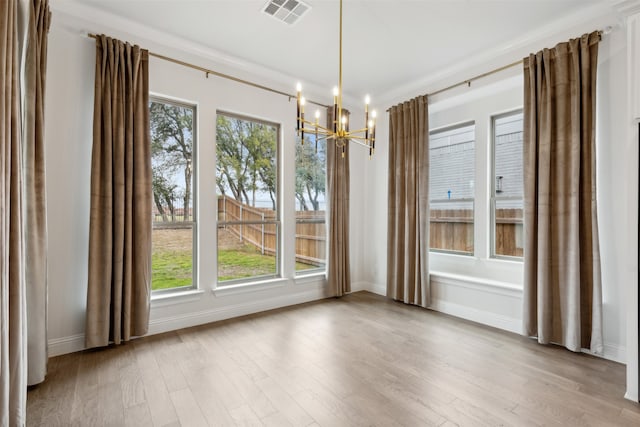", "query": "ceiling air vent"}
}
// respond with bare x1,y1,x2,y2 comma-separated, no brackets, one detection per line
262,0,310,25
